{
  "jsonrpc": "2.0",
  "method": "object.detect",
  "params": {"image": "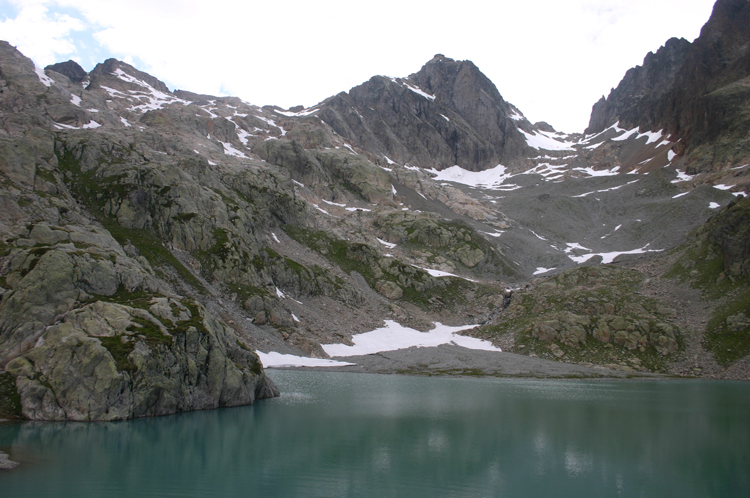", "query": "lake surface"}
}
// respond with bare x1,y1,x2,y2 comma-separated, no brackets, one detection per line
1,371,749,497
